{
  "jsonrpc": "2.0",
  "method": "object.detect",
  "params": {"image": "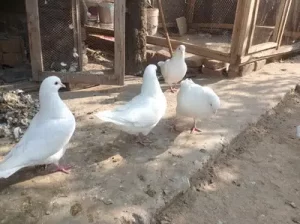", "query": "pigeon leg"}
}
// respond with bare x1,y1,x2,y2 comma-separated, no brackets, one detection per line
170,84,178,93
136,134,152,146
190,119,201,134
53,164,72,174
170,117,180,132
